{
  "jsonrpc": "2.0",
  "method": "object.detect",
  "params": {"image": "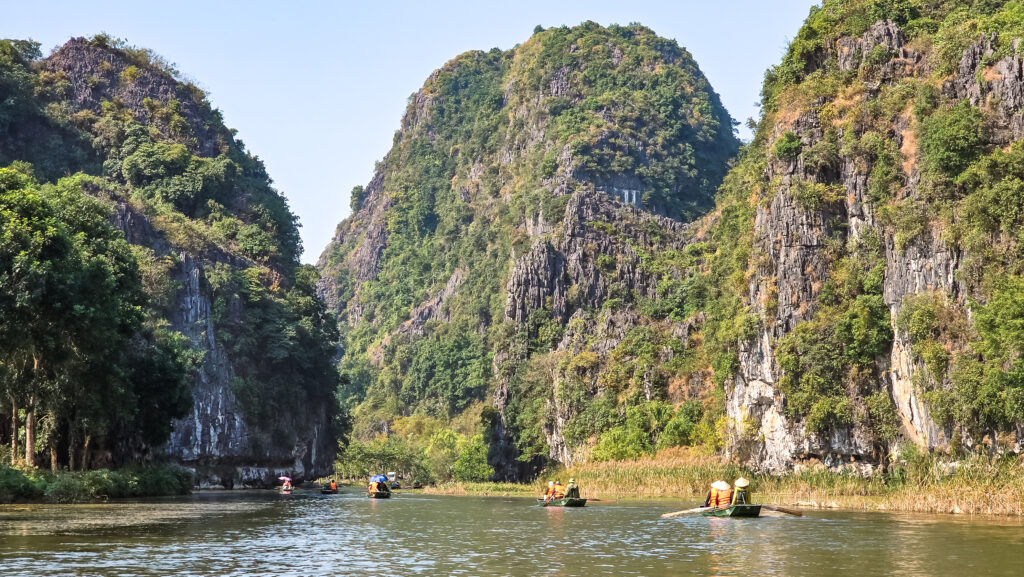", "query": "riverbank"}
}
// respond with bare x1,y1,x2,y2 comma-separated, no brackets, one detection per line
0,463,193,504
419,448,1024,516
547,448,1024,516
